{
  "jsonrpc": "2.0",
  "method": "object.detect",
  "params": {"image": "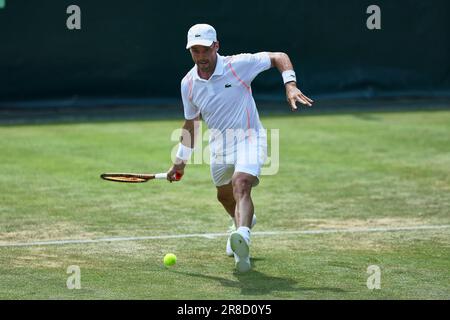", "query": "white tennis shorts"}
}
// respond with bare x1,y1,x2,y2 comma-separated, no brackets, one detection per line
210,134,267,187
